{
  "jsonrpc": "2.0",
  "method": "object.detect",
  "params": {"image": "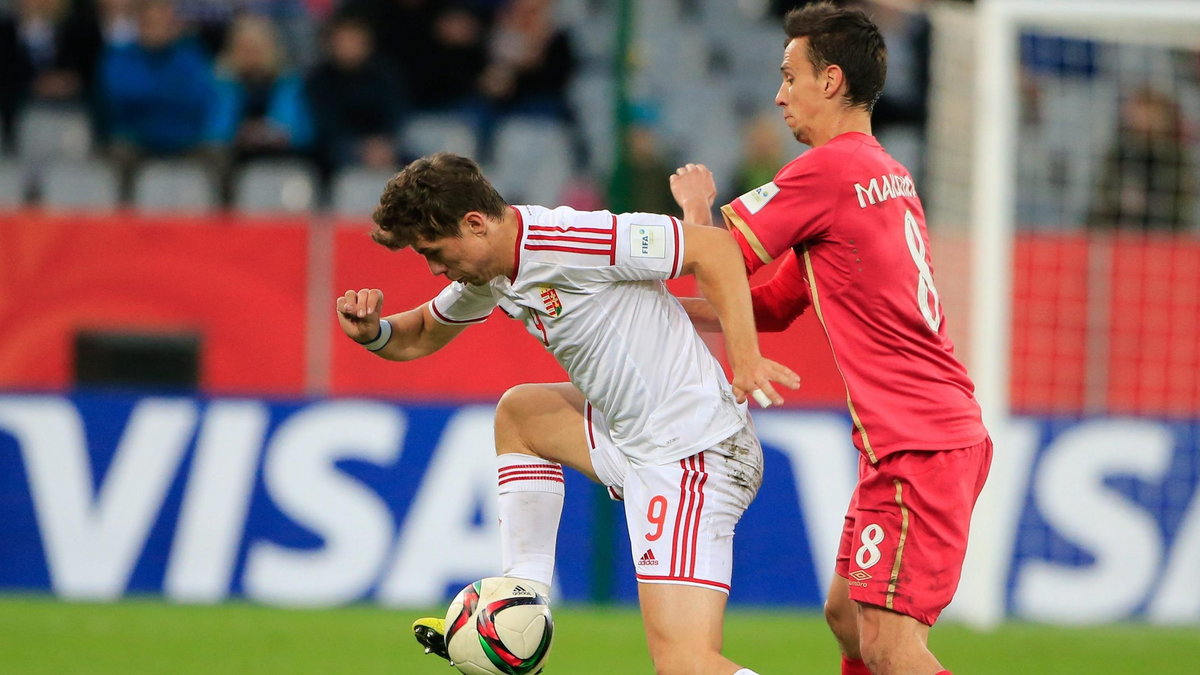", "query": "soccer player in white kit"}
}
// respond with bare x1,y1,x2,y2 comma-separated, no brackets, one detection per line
336,153,799,675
